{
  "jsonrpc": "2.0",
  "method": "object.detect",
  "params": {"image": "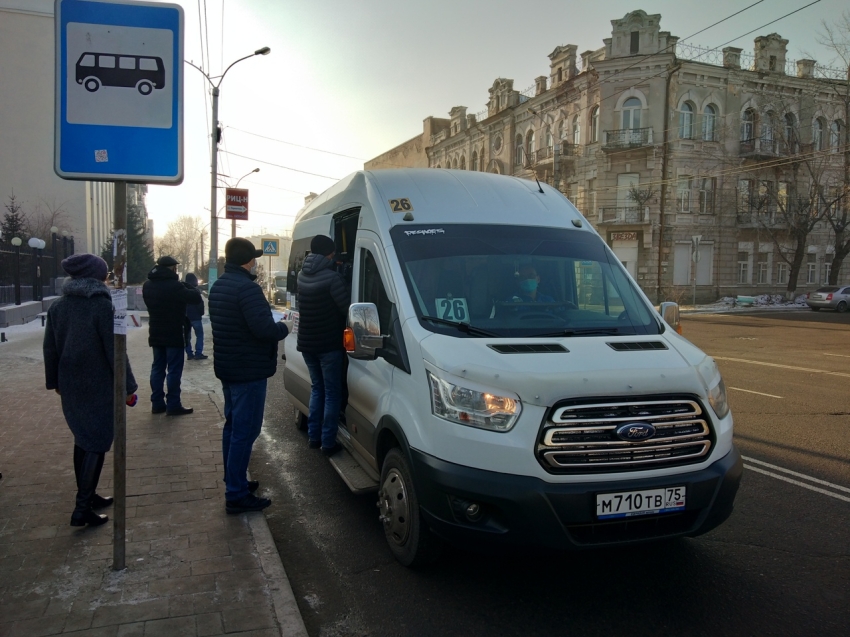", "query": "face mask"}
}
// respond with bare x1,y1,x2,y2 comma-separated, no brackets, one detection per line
250,263,258,276
519,278,538,293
